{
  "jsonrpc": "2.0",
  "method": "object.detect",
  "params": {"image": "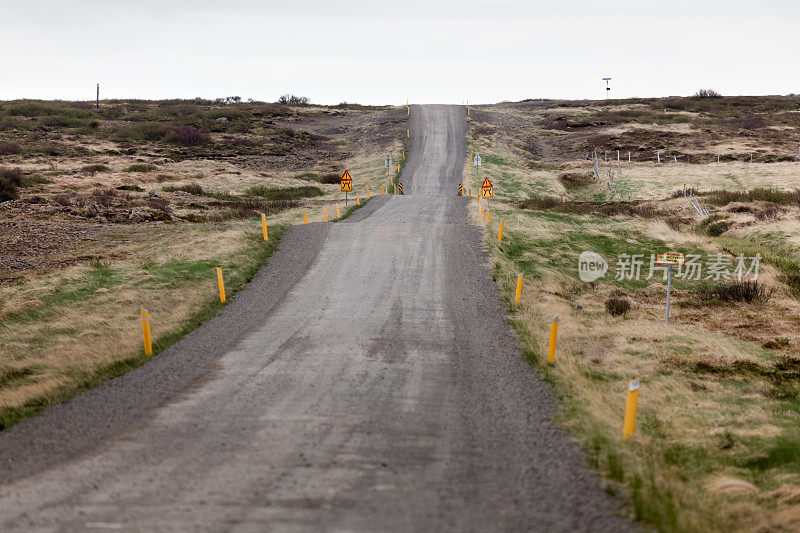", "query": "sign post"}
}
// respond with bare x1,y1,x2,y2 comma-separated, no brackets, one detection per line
340,170,352,206
655,253,685,324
